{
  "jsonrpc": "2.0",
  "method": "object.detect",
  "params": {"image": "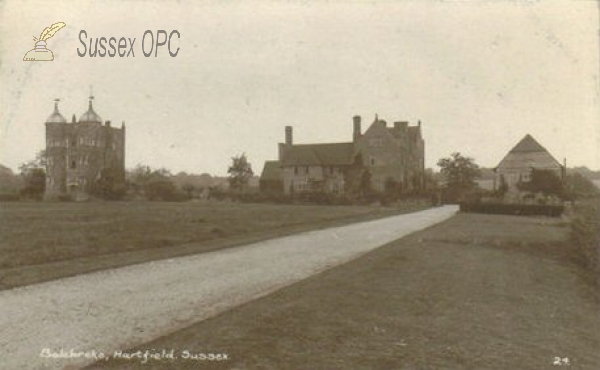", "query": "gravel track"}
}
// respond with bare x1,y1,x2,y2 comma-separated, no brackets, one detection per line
0,206,457,370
